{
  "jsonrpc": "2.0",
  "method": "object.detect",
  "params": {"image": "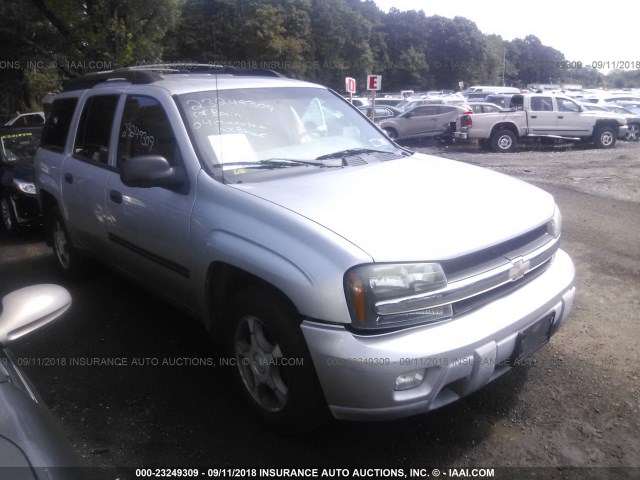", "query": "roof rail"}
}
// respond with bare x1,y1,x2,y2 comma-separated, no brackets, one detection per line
62,64,285,92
